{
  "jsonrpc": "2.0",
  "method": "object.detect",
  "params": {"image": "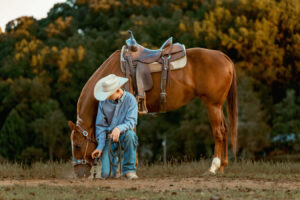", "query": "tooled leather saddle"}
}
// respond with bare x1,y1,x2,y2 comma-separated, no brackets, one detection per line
120,31,186,114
